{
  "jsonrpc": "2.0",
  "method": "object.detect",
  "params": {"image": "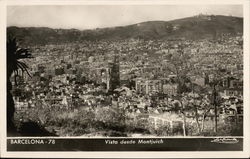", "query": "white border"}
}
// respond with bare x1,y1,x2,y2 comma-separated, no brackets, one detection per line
0,0,249,158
